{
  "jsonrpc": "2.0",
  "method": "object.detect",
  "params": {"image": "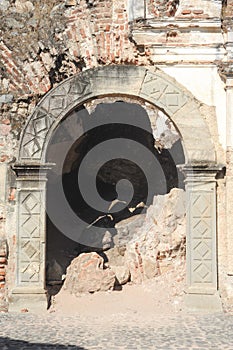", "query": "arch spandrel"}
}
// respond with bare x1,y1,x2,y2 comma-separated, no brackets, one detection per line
19,65,216,164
